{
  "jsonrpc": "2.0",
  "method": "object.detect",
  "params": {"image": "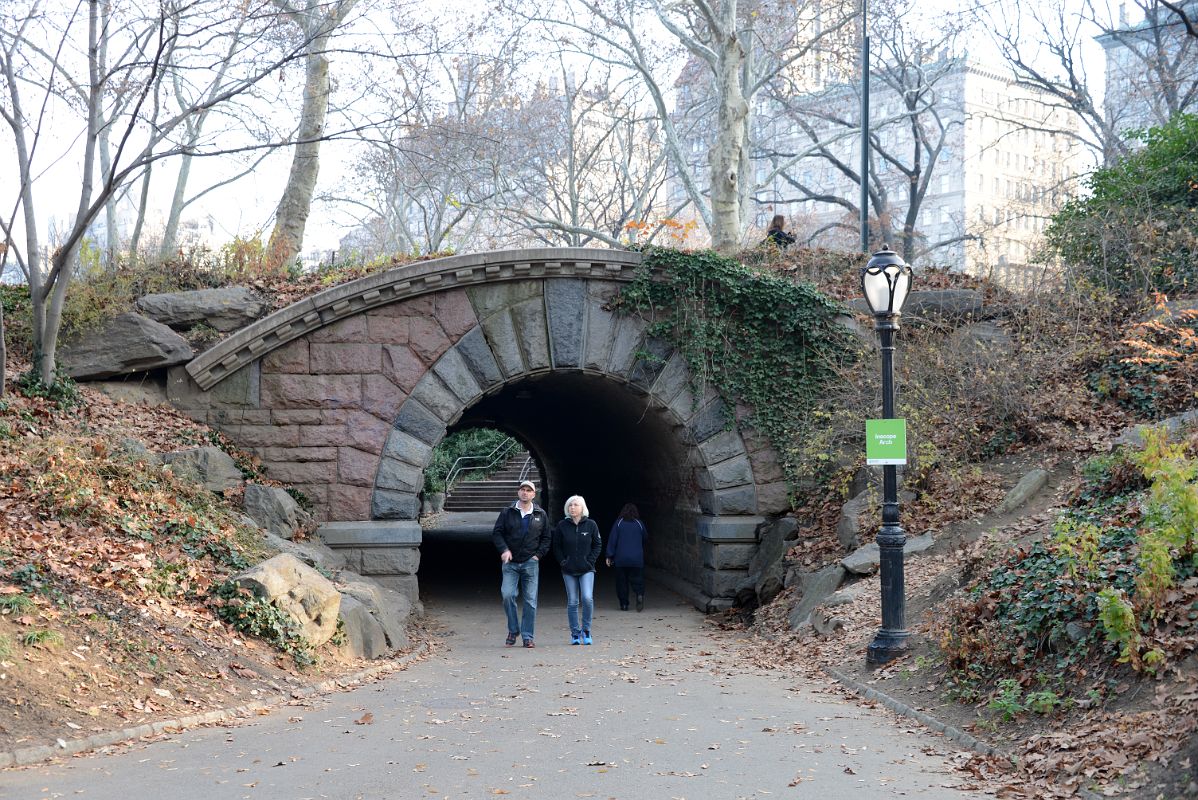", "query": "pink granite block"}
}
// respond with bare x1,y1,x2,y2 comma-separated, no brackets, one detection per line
361,374,406,420
382,345,428,392
346,410,392,454
262,339,310,374
310,315,367,343
310,343,382,374
264,460,336,485
365,310,410,344
339,447,381,487
435,289,477,340
409,317,451,365
299,425,348,447
326,484,373,521
261,374,362,409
